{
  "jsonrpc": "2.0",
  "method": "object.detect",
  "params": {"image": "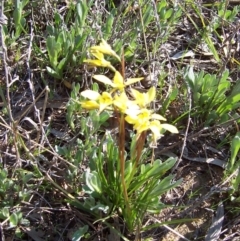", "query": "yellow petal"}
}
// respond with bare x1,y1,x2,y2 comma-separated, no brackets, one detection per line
161,124,179,133
97,92,113,113
91,39,121,62
90,50,105,60
139,108,152,116
80,100,99,110
80,90,100,100
147,86,156,103
131,88,142,101
125,115,138,124
113,92,128,112
84,59,111,68
138,109,151,122
125,77,143,86
151,113,166,121
99,103,112,113
131,89,146,108
101,91,113,100
113,71,125,90
149,120,162,129
131,87,155,108
99,92,113,105
93,75,114,86
149,120,162,141
149,126,161,139
134,121,149,133
124,108,140,117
